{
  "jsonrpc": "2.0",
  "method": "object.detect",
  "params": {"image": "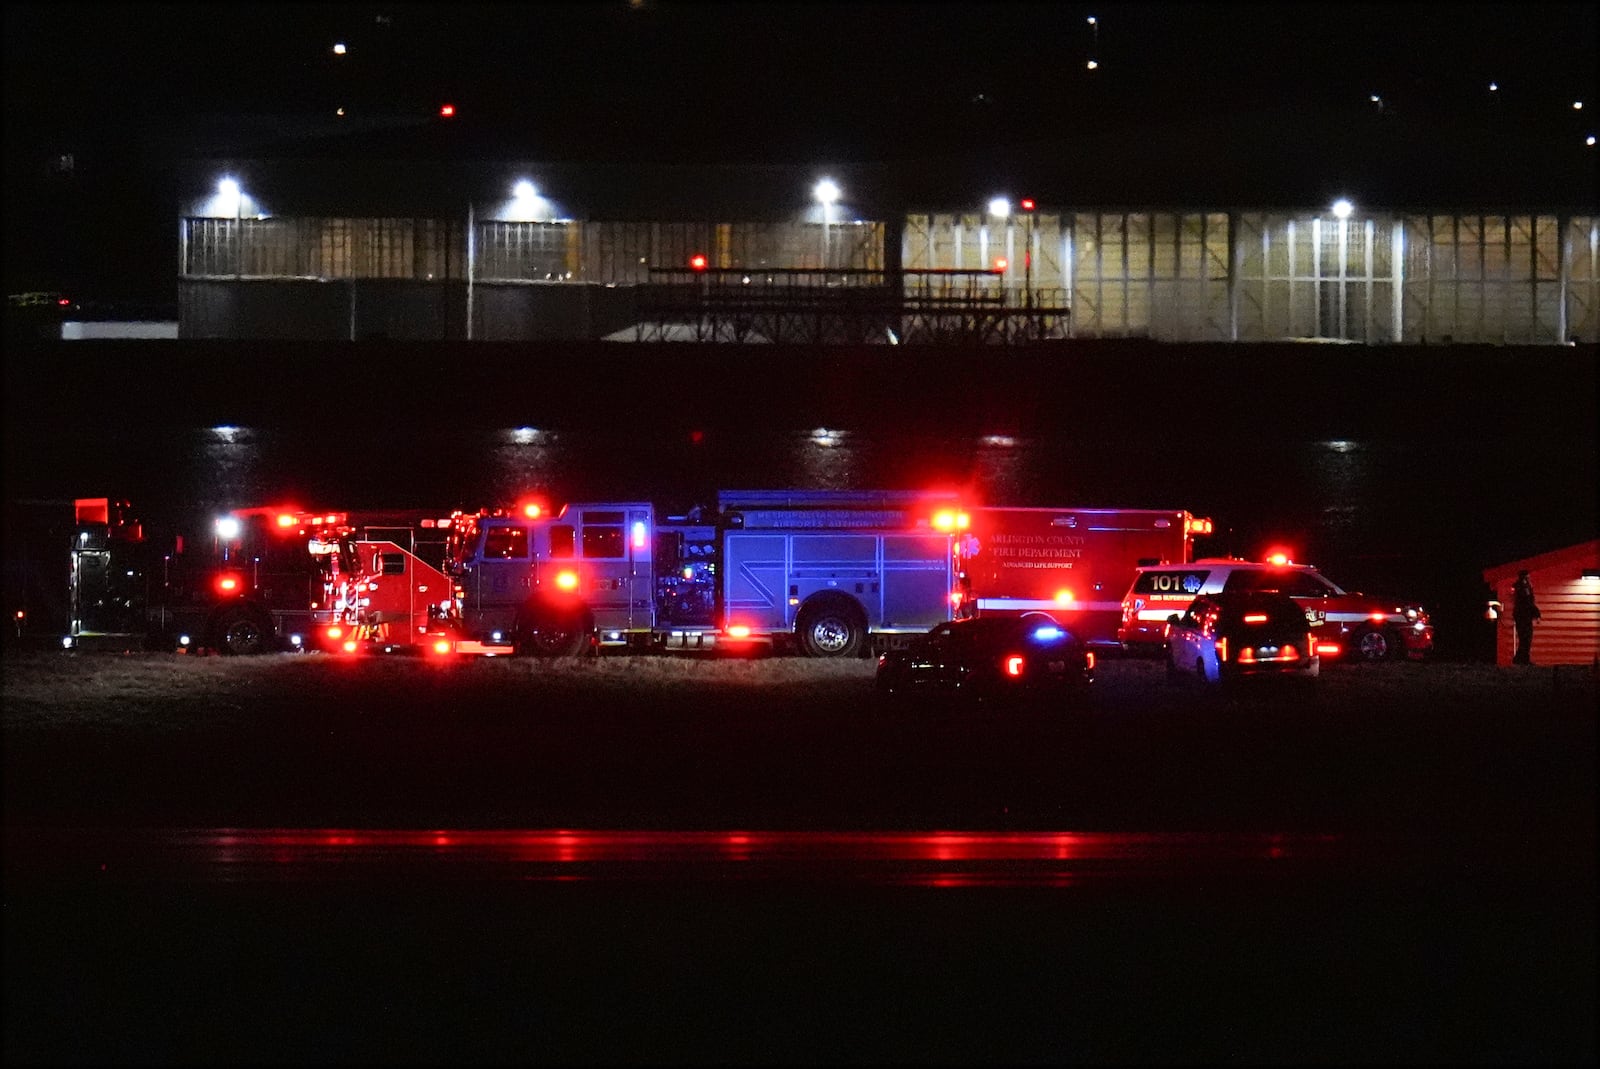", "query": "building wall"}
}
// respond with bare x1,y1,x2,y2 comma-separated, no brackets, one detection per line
1485,541,1600,666
180,211,1599,344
